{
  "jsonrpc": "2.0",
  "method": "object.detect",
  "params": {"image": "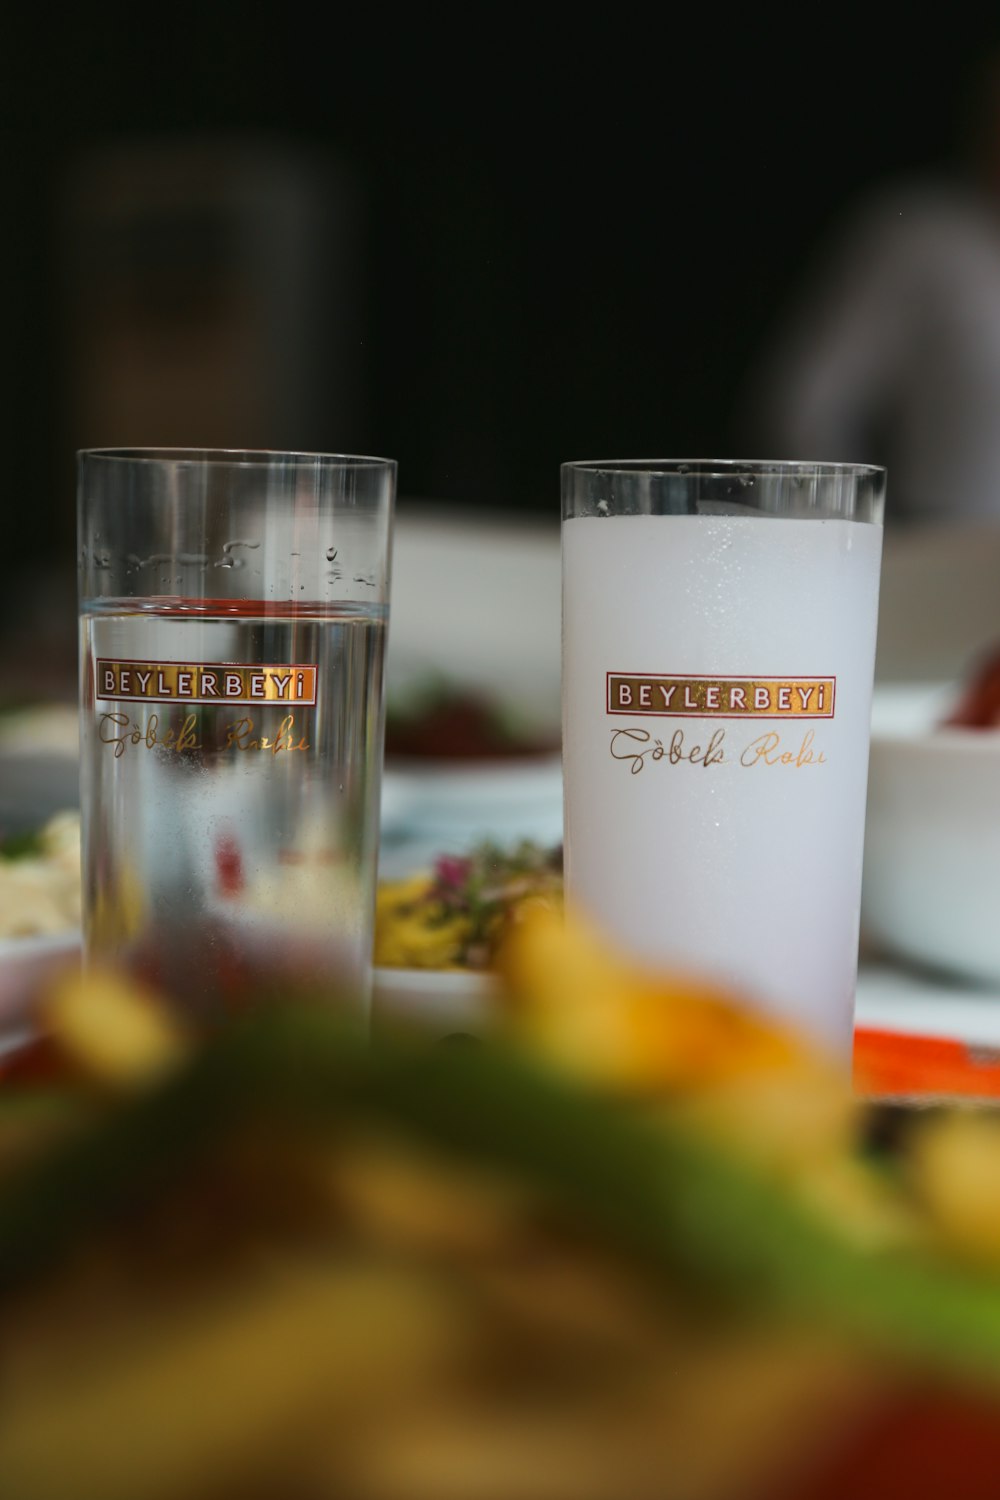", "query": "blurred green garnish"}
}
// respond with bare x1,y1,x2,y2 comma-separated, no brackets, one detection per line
0,829,45,861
